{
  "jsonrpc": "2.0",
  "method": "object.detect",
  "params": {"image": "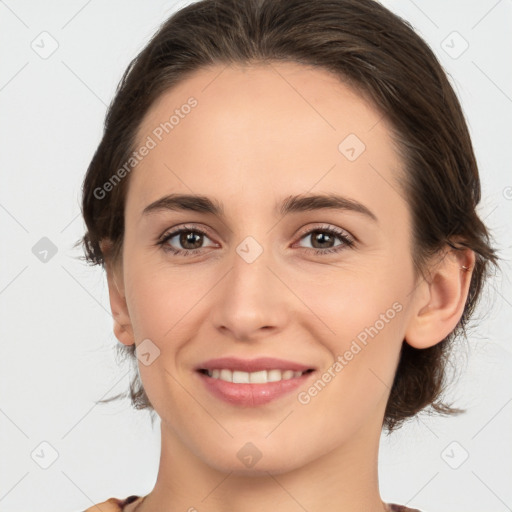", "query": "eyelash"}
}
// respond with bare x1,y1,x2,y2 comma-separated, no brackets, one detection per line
156,223,355,257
